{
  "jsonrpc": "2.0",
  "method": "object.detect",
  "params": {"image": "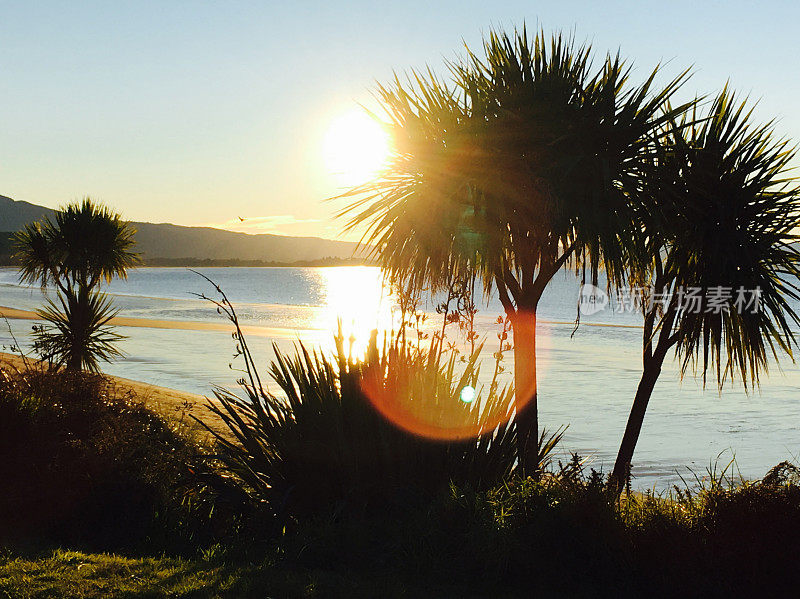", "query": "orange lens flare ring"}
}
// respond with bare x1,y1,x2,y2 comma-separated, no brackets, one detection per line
359,309,544,441
361,380,501,441
360,375,537,440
